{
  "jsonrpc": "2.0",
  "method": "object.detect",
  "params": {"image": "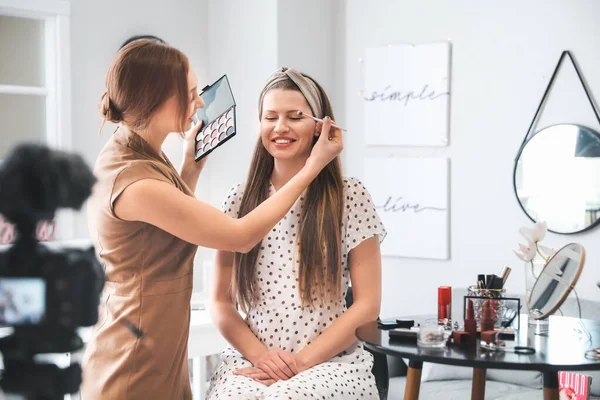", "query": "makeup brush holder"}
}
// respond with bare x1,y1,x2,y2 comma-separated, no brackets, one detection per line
467,286,507,329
